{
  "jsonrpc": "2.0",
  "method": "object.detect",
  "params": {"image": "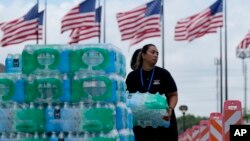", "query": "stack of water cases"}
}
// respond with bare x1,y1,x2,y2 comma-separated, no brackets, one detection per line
70,44,133,141
0,44,134,141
